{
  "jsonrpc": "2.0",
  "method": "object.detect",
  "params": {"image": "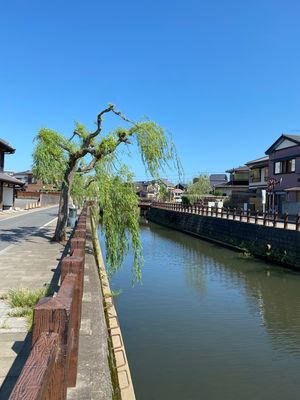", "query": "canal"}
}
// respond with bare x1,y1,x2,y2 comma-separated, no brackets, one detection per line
105,222,300,400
